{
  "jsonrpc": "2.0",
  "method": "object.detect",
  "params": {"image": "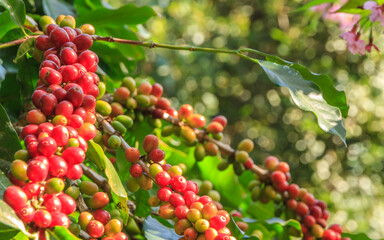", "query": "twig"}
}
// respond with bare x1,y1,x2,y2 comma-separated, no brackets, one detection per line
0,35,38,49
